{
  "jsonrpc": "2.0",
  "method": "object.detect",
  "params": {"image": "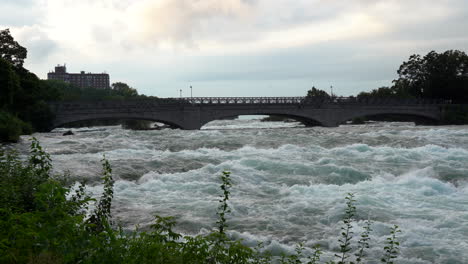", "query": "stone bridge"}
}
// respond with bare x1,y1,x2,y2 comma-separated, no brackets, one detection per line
48,97,448,130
